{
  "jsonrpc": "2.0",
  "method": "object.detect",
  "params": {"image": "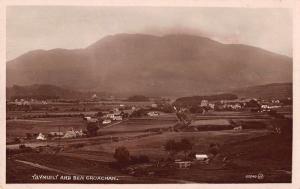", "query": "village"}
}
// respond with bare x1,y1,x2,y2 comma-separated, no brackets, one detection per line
6,92,292,183
6,94,292,142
